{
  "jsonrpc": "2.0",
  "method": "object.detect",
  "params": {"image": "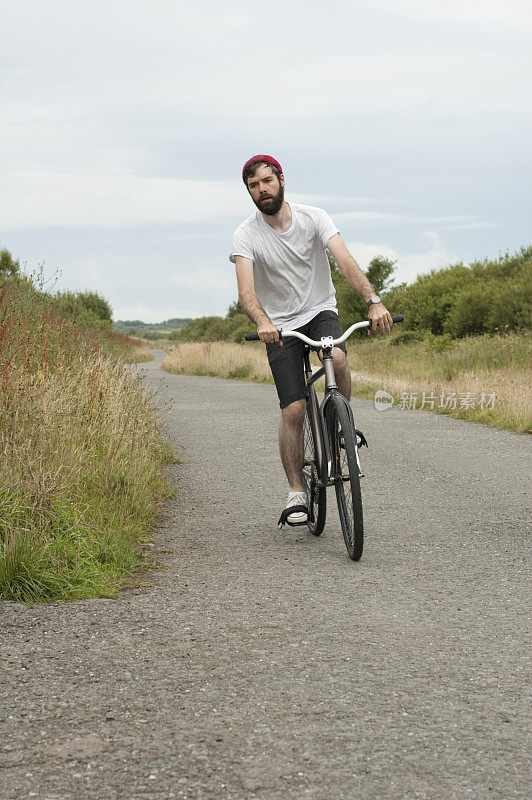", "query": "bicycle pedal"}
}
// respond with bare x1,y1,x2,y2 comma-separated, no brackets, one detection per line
355,429,368,448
